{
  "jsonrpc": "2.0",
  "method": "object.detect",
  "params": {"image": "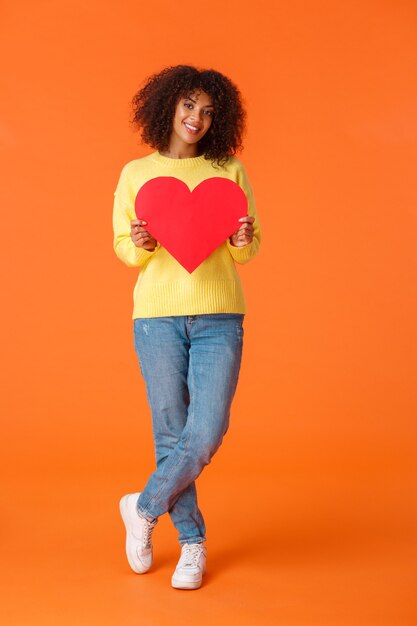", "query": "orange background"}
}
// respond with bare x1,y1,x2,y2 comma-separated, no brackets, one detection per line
1,1,416,624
